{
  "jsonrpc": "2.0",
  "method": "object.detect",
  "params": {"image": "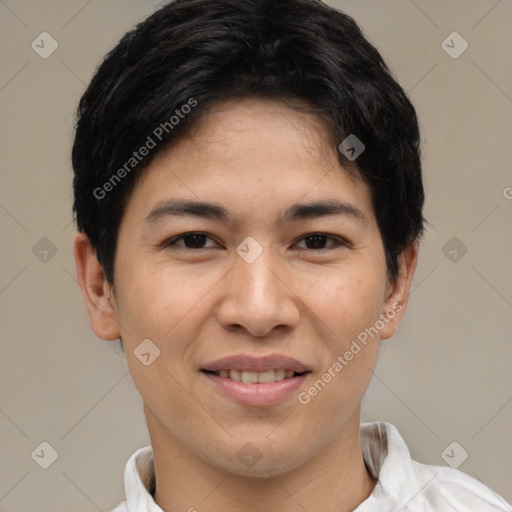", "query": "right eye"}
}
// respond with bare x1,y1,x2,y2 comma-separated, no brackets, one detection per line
162,232,220,250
